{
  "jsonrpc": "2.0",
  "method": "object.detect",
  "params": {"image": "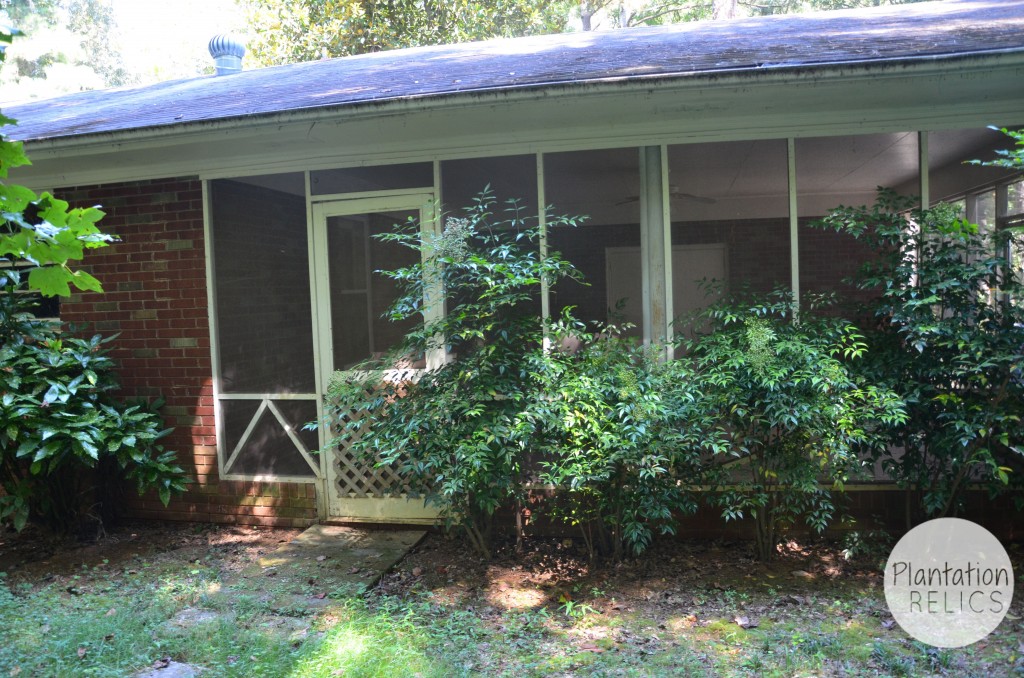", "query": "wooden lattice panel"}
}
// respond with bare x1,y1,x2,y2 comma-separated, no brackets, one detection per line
331,369,423,499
